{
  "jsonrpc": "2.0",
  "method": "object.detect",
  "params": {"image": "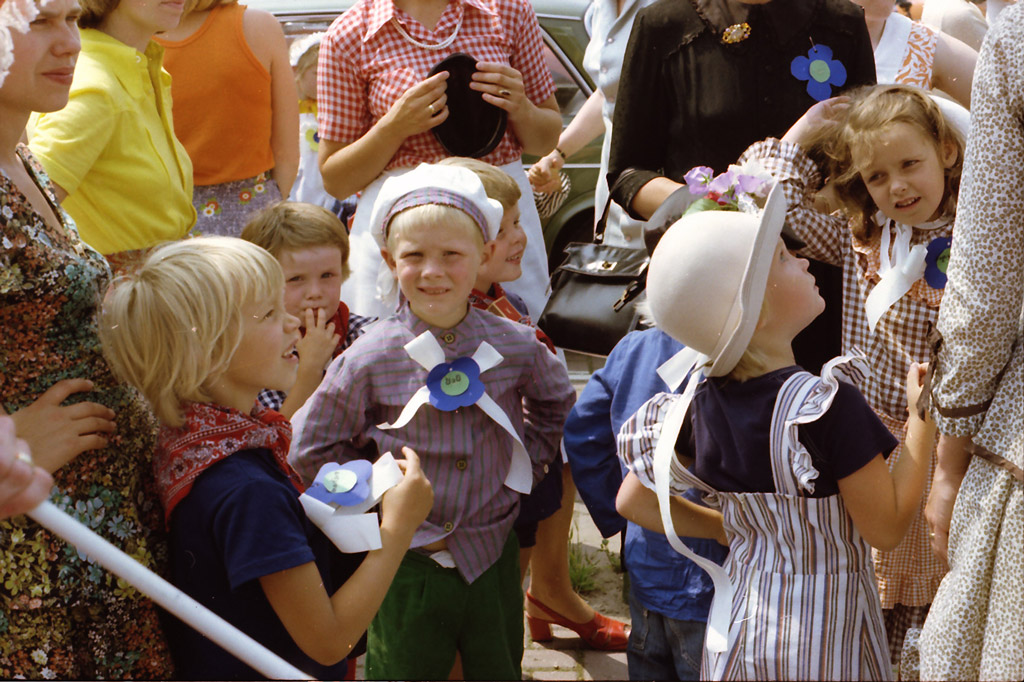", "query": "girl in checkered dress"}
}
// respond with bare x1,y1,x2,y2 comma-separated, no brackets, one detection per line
740,84,965,671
